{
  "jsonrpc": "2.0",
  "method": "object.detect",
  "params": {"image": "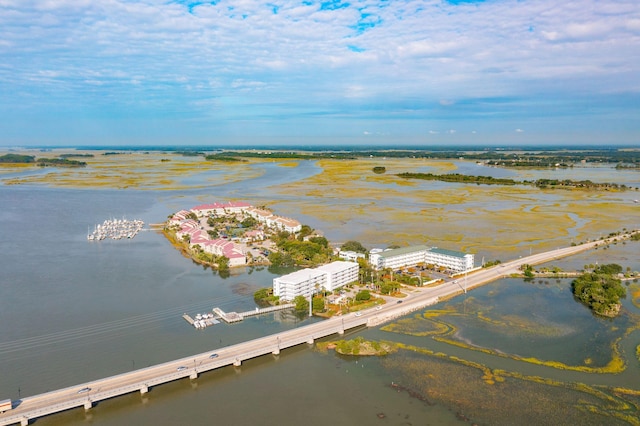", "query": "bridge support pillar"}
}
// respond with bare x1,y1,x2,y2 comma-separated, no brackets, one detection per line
272,348,280,355
233,359,242,367
307,338,314,345
140,385,149,395
338,329,344,335
84,400,93,411
190,371,198,380
21,417,29,426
